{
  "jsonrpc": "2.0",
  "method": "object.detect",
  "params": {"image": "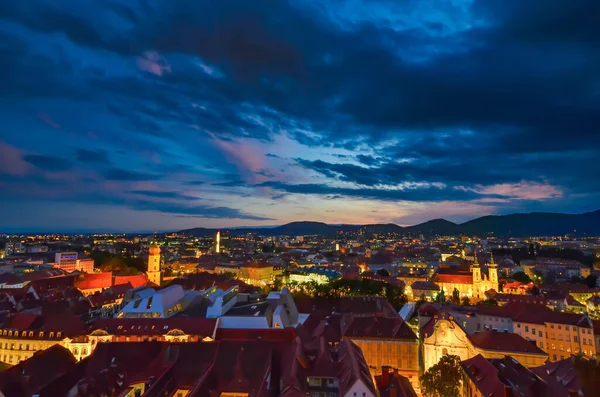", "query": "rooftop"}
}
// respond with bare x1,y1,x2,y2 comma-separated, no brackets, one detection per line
468,331,548,356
